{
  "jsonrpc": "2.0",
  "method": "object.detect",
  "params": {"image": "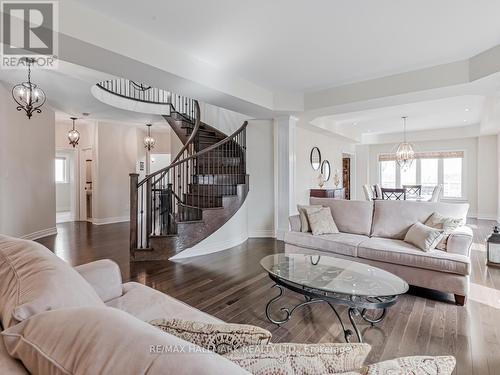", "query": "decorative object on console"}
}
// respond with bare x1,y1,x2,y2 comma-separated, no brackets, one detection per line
305,207,339,235
318,173,325,188
321,160,331,181
11,58,46,120
67,117,80,148
310,147,321,170
143,123,156,151
487,225,500,267
395,116,415,171
404,222,444,252
425,212,464,250
333,168,341,188
149,318,272,355
223,342,371,375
